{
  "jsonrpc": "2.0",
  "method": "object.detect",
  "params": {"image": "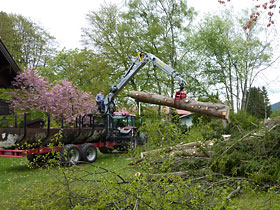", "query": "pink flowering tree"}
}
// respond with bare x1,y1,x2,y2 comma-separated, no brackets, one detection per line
10,69,96,123
218,0,279,29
